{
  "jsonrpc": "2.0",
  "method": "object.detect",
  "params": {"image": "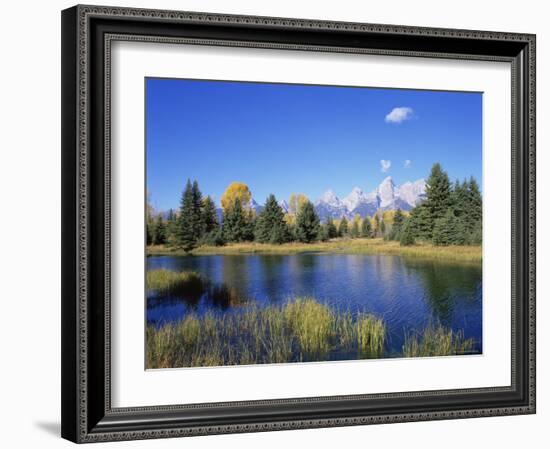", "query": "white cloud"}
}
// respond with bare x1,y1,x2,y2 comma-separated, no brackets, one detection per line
380,160,391,173
385,107,414,124
404,159,412,168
